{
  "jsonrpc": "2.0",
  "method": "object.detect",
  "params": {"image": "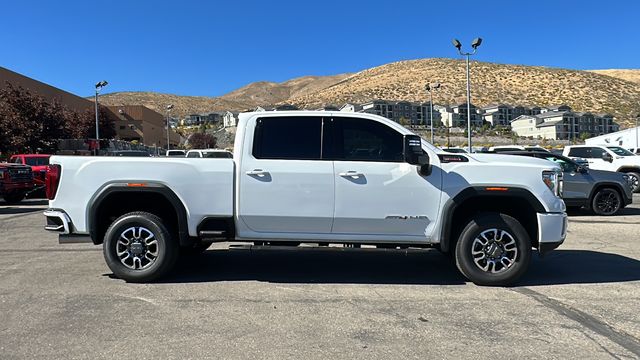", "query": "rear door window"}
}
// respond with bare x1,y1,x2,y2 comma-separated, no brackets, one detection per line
252,117,322,160
568,147,590,158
